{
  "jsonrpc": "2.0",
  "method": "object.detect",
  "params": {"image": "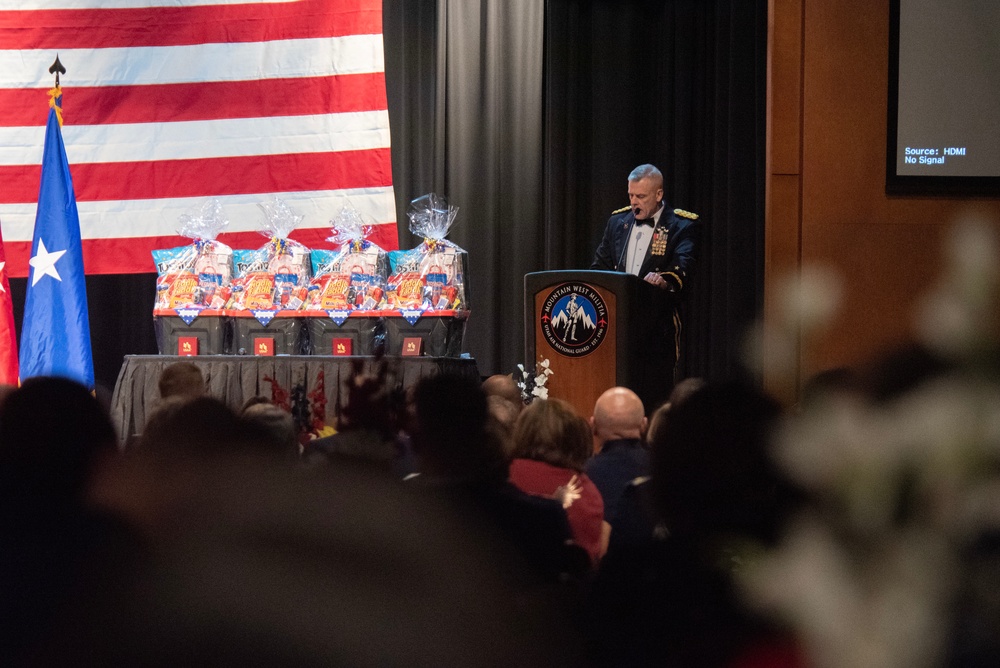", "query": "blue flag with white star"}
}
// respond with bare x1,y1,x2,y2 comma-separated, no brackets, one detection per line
19,90,94,388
